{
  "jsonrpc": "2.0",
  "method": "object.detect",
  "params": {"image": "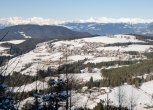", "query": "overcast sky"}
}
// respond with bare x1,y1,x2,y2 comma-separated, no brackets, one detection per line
0,0,152,19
